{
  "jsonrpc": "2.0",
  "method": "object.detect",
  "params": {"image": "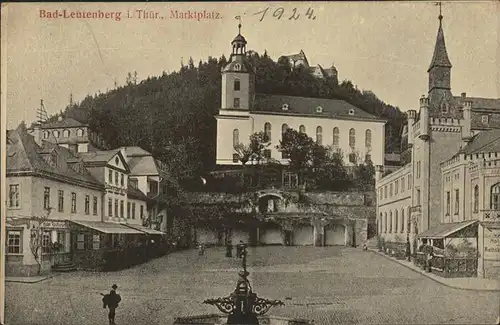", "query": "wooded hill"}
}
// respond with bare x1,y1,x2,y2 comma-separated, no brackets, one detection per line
47,51,406,180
